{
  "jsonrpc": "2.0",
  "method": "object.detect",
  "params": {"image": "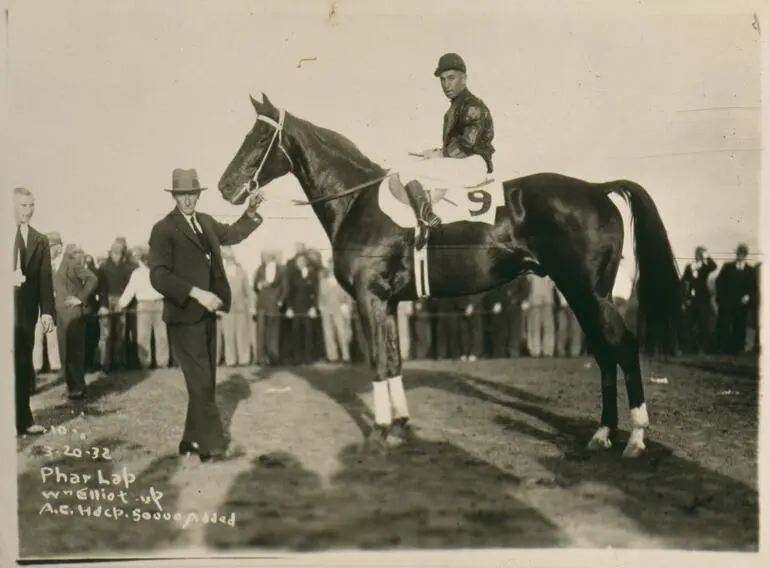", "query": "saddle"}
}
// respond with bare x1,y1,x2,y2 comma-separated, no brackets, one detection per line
386,173,494,207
